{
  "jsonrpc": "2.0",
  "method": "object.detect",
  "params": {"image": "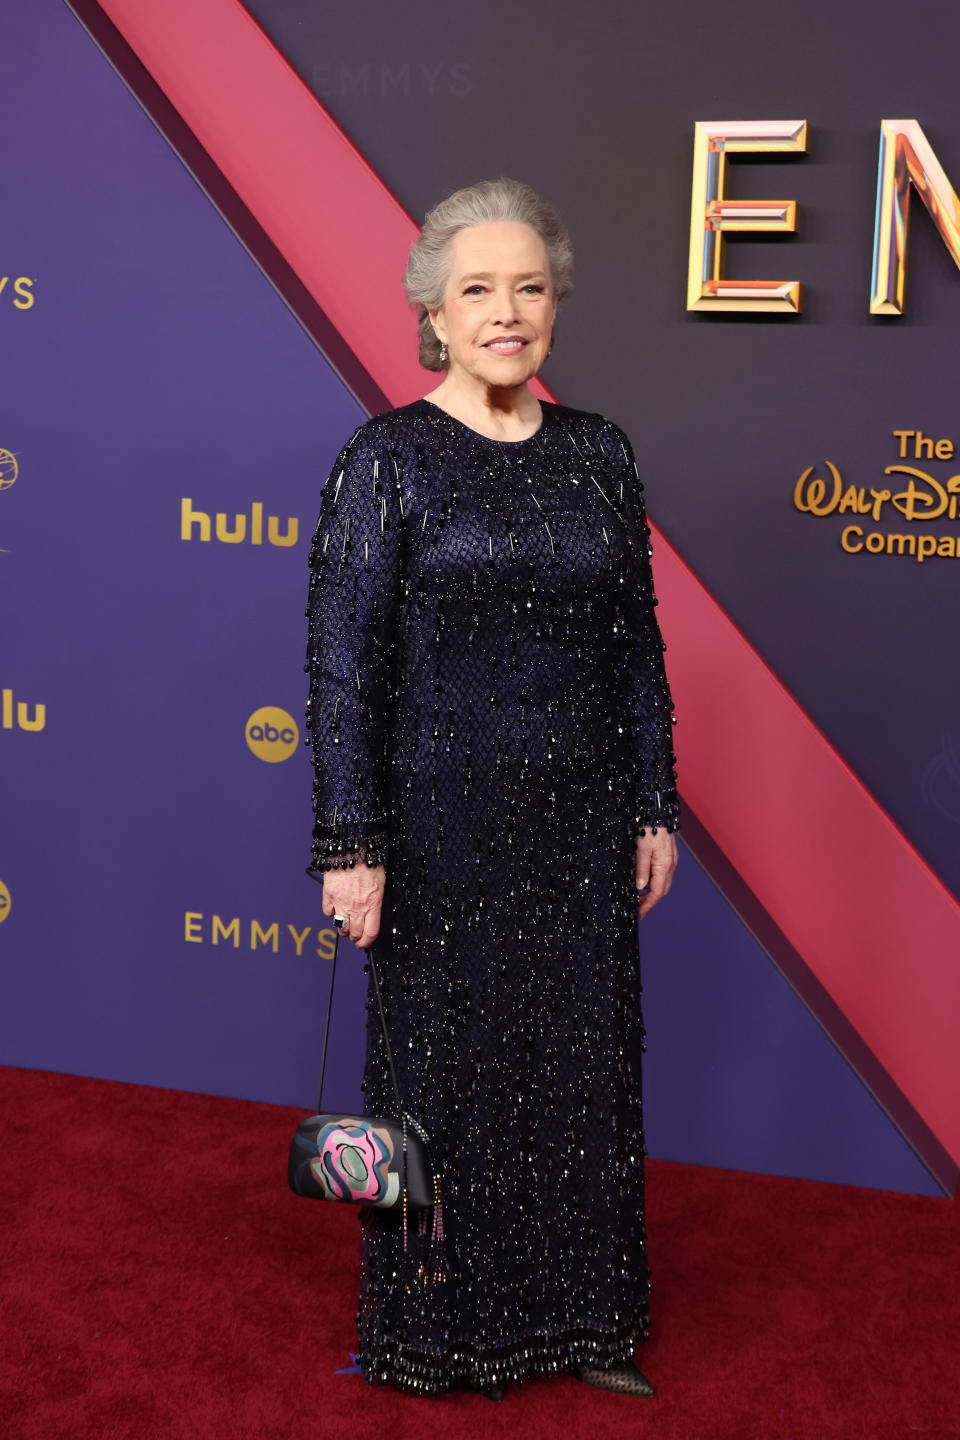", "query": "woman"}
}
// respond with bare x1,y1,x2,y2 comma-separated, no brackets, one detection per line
304,177,679,1401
